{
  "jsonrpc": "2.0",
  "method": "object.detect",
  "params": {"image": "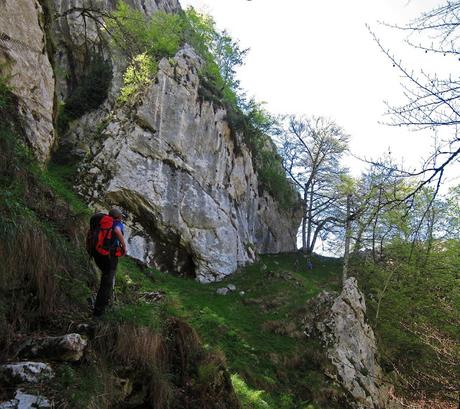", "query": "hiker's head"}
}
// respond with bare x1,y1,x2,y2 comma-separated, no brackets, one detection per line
109,207,125,220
